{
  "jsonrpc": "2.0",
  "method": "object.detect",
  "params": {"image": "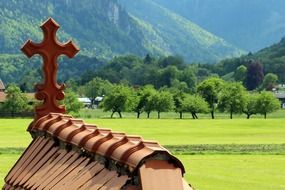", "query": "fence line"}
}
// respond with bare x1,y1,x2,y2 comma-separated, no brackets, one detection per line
0,112,34,118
